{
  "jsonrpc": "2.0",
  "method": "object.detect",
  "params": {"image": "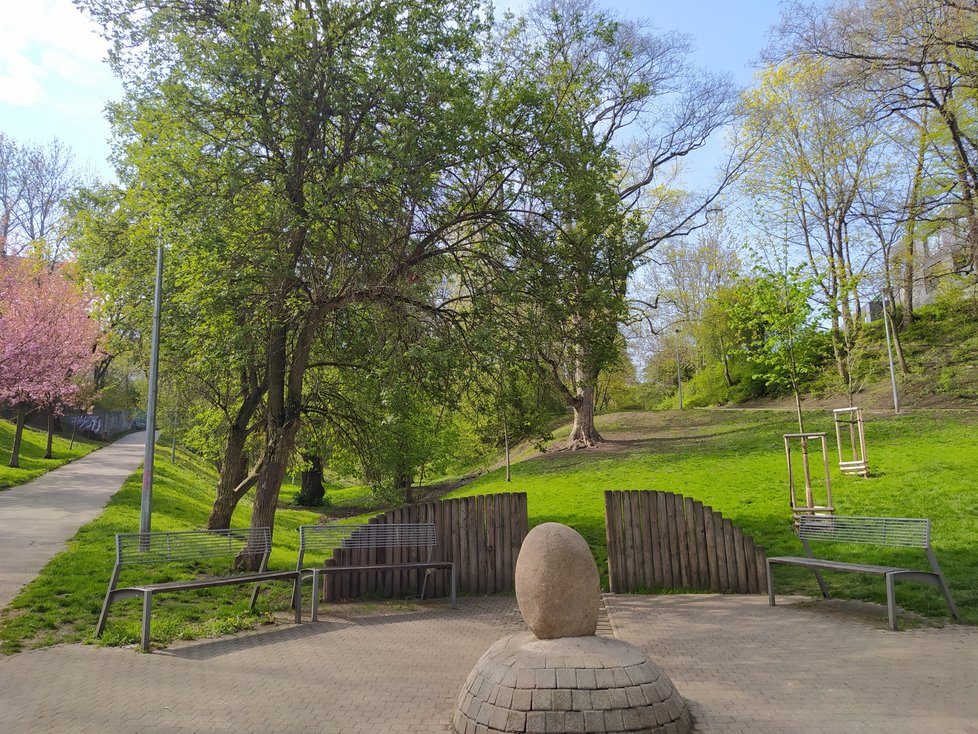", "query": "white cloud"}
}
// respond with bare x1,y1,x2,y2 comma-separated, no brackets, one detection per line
0,0,117,106
0,0,121,176
0,53,45,106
